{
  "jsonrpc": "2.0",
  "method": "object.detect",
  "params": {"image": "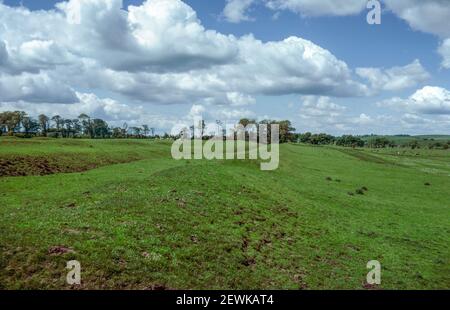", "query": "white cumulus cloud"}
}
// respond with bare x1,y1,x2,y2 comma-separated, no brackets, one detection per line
265,0,367,17
223,0,256,23
356,60,430,92
378,86,450,115
438,39,450,69
0,0,368,107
